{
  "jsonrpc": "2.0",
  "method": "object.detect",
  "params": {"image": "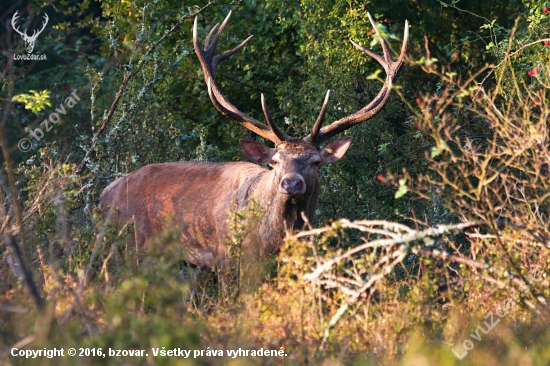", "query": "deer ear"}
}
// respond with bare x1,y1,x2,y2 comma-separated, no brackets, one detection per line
240,140,276,165
321,136,353,164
